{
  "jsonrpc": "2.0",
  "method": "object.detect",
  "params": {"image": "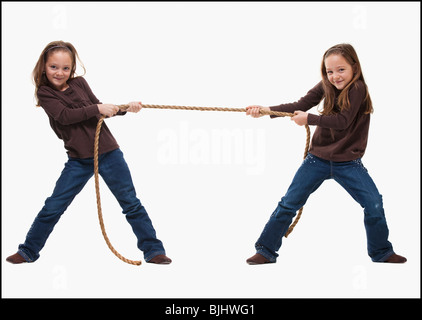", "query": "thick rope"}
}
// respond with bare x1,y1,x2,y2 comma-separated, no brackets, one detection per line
94,104,310,265
94,116,142,265
118,104,294,118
